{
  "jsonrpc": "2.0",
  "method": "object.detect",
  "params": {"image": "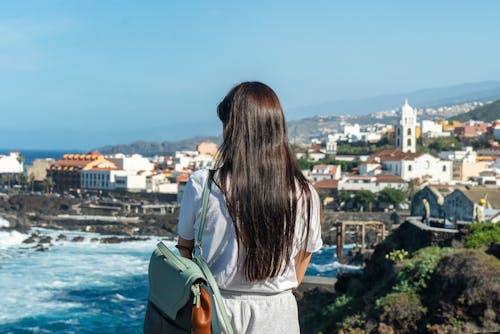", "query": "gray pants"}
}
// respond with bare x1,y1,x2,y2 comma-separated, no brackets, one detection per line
220,290,300,334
